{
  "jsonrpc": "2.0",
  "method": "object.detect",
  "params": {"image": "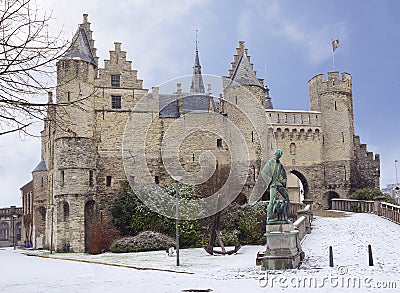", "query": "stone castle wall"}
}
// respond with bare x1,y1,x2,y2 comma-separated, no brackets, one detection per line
27,15,380,252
